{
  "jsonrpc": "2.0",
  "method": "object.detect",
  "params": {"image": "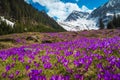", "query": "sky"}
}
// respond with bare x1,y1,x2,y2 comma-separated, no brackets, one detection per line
25,0,108,21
